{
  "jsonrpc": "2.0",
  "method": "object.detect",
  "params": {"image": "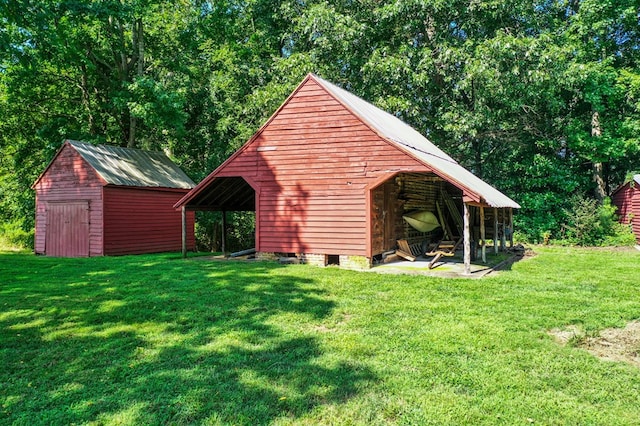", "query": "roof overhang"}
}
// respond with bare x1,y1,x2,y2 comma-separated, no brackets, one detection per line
175,176,256,211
